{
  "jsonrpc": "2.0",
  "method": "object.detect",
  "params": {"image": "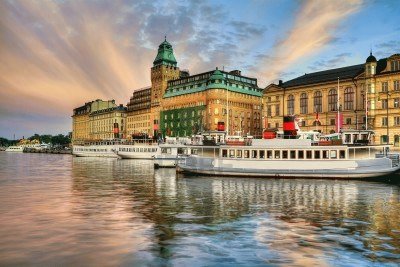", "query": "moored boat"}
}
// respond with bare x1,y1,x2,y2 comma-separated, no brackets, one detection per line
5,146,24,152
154,144,195,168
115,140,159,159
177,138,400,179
